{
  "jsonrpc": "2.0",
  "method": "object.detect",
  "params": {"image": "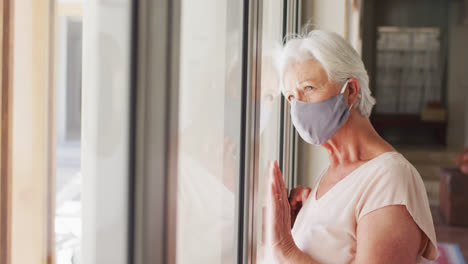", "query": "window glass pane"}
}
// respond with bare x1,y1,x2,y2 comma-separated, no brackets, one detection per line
176,0,243,263
55,10,83,263
54,0,133,263
255,0,284,262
